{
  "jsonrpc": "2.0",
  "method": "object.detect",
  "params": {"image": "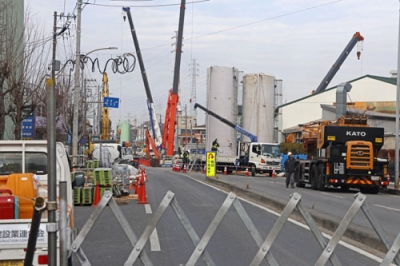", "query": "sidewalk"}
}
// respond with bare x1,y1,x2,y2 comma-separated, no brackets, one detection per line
383,182,400,195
